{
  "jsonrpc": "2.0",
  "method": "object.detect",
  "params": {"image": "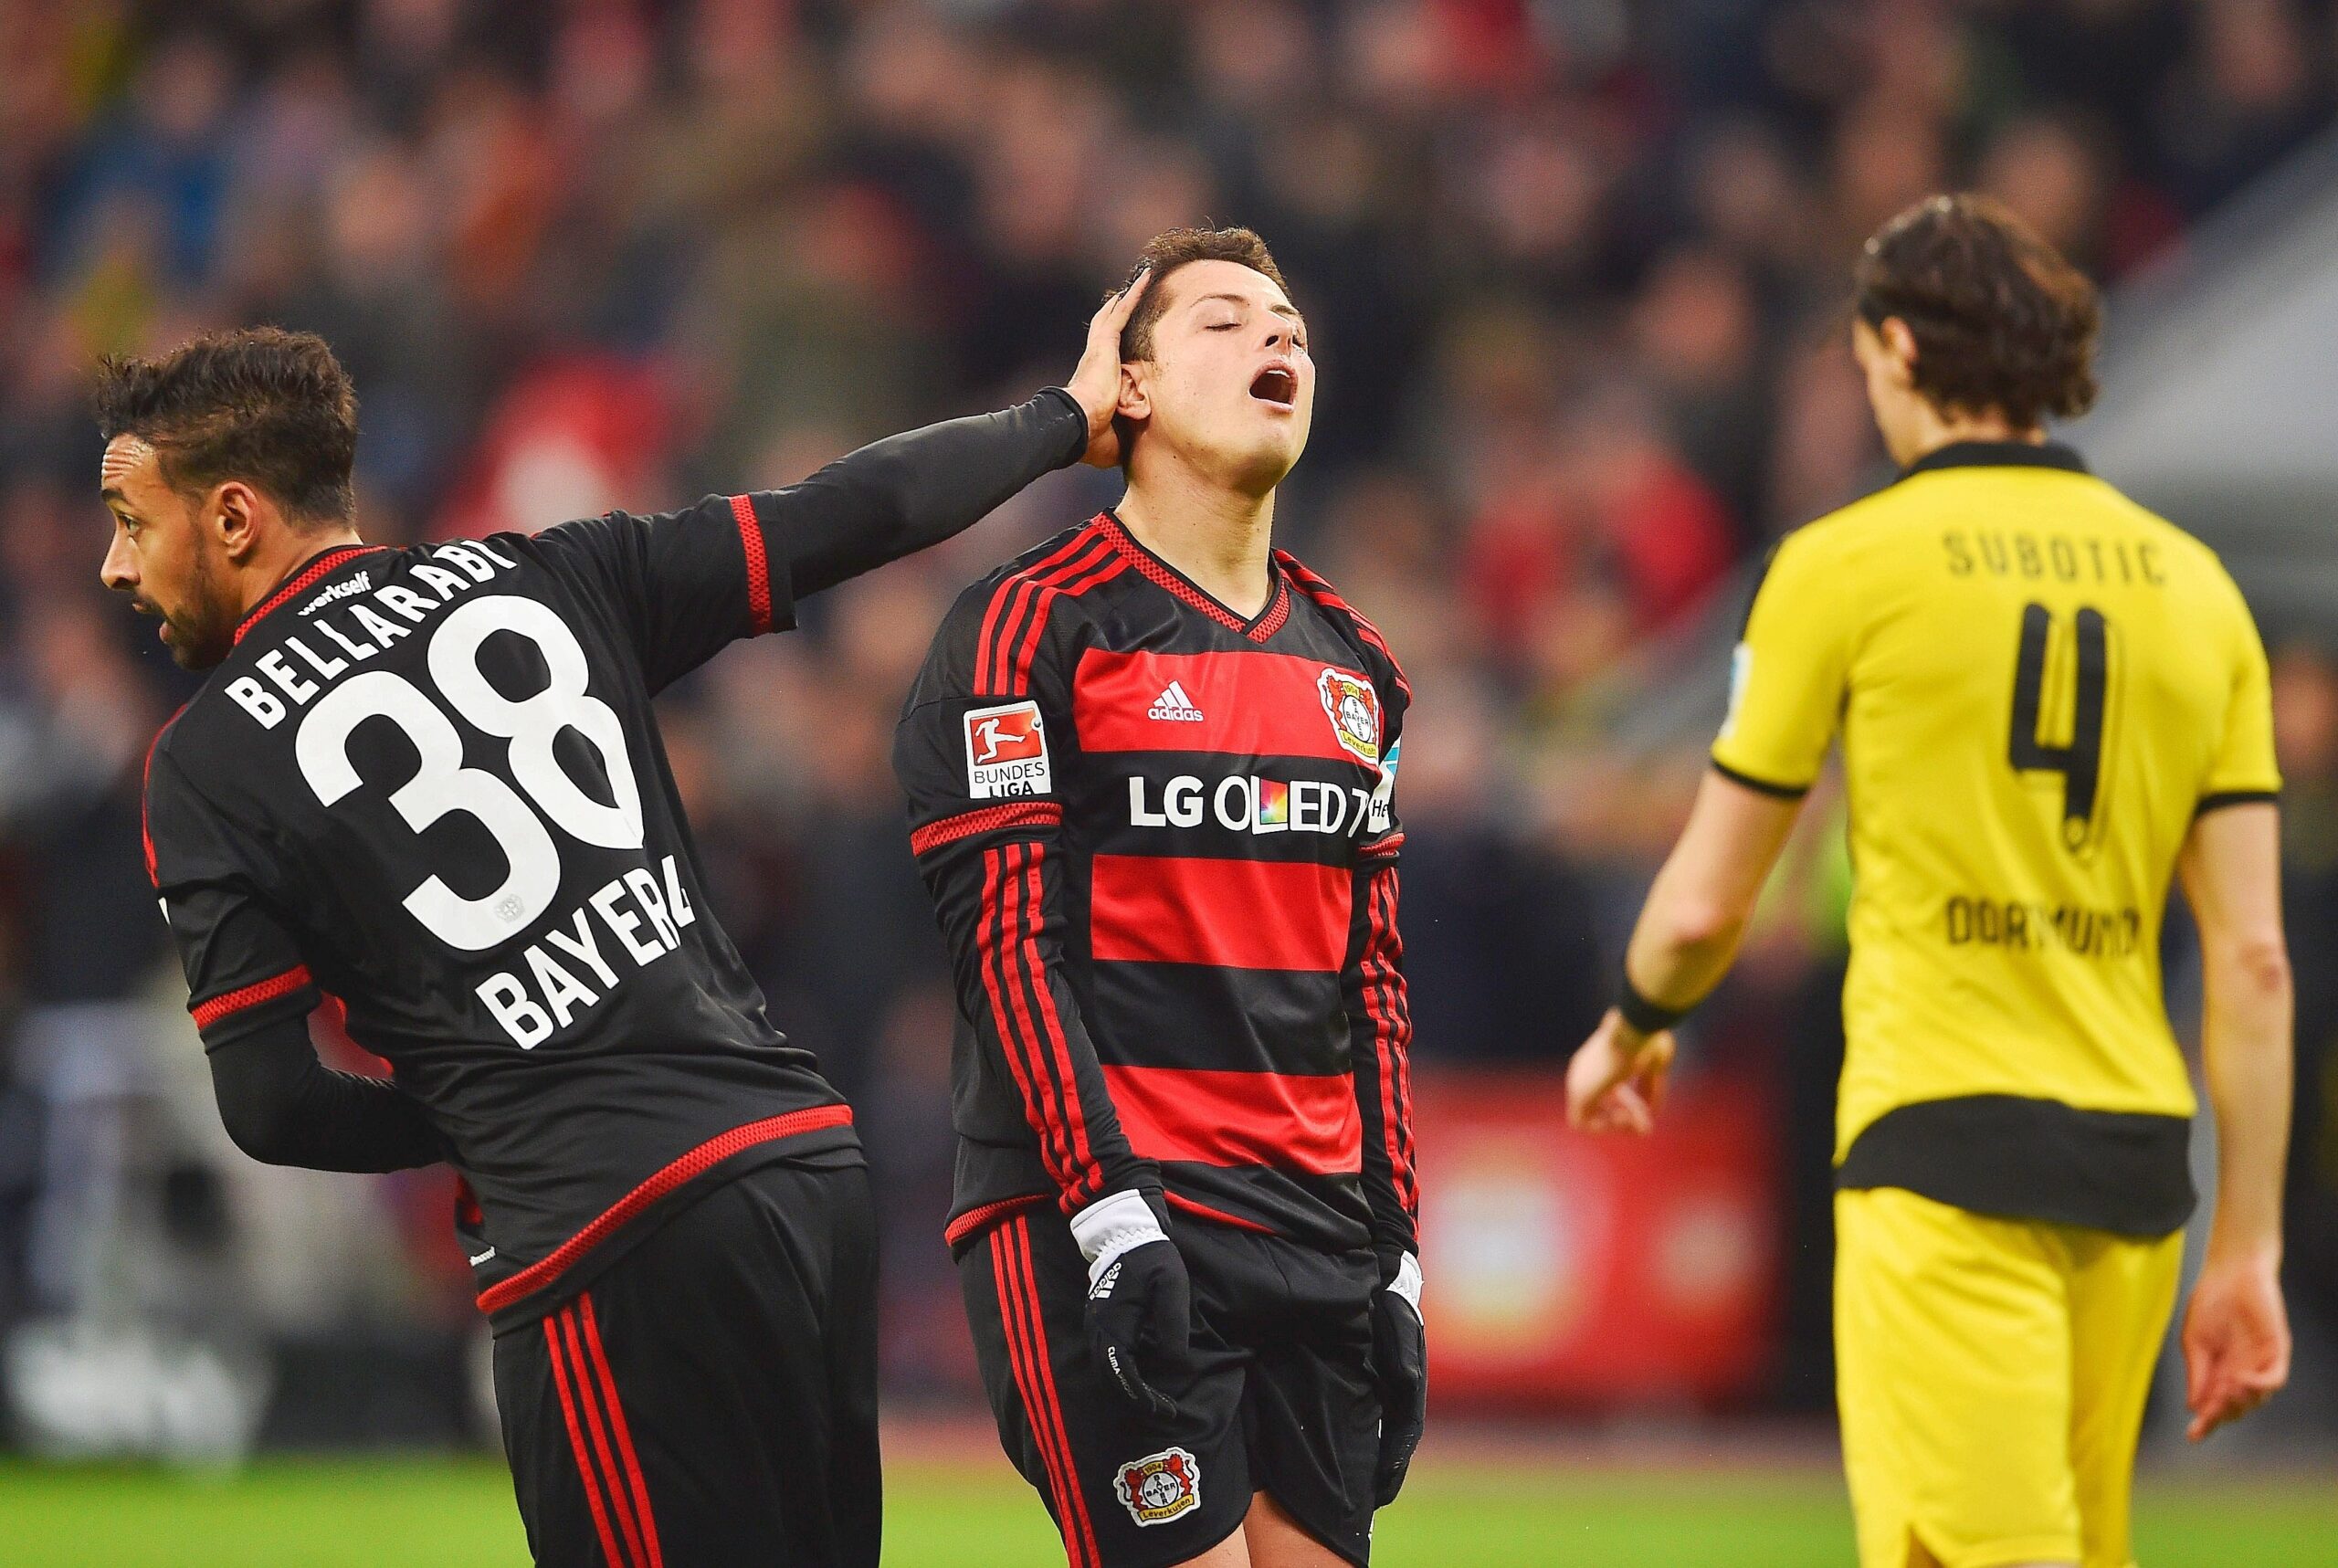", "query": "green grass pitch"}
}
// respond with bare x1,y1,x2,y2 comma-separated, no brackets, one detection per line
1,1456,2330,1566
